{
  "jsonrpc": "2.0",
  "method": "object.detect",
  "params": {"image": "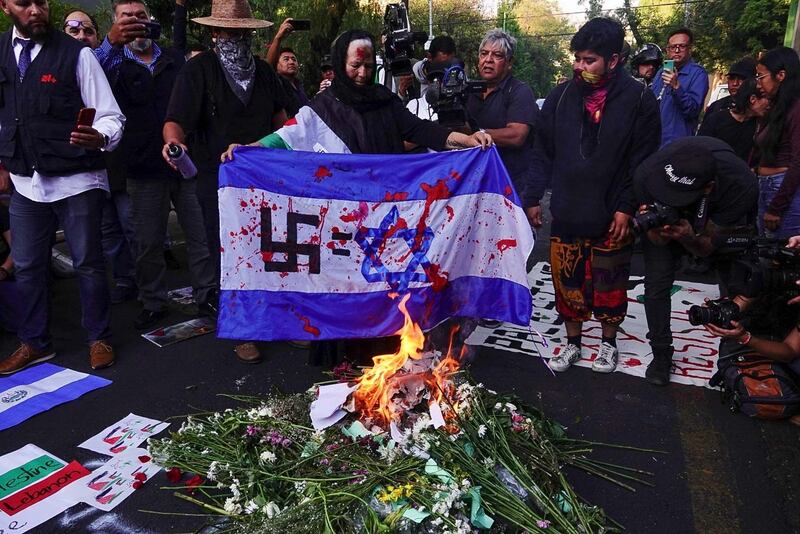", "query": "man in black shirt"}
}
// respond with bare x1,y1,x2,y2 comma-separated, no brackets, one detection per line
634,136,758,385
703,57,756,116
163,0,290,364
